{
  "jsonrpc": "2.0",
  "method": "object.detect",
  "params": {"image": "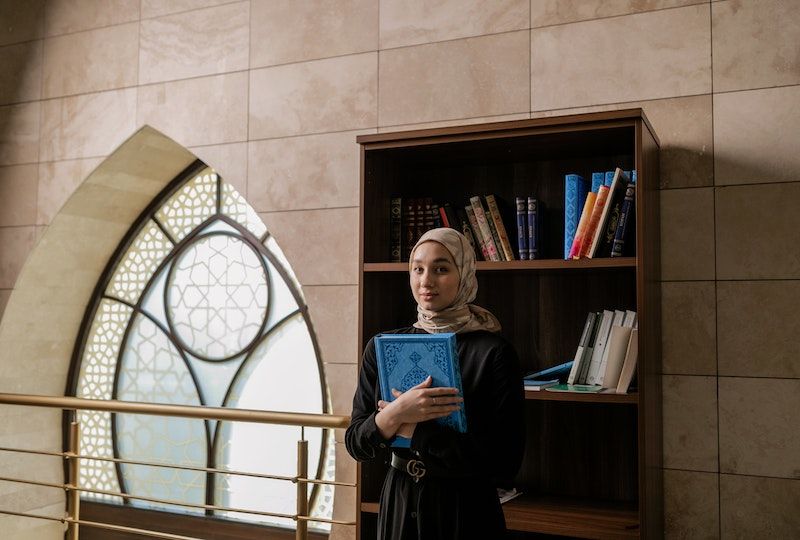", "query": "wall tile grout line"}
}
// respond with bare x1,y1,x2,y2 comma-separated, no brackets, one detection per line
528,1,709,31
